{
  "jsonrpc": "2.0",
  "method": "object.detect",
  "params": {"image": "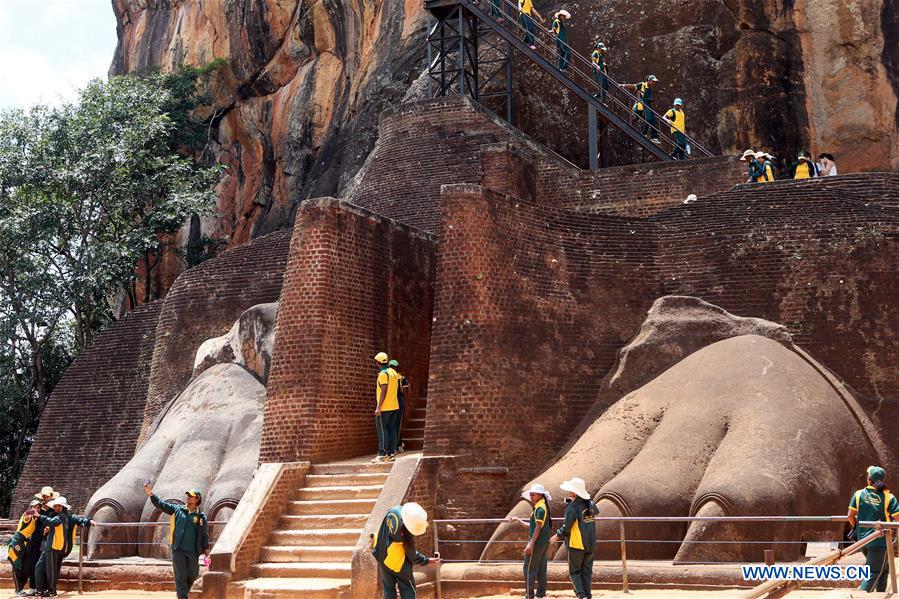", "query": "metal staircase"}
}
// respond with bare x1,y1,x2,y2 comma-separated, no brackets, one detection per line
425,0,715,165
